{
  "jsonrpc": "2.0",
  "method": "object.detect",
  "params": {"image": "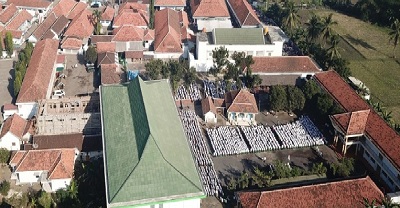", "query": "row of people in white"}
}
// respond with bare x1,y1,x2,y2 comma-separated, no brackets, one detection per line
240,125,281,152
206,126,249,156
179,110,223,196
174,84,202,101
